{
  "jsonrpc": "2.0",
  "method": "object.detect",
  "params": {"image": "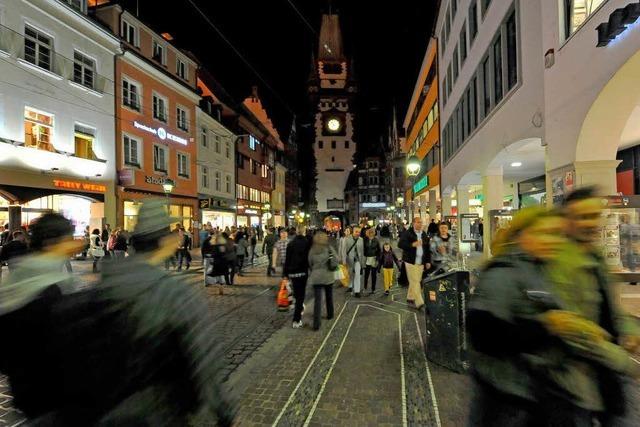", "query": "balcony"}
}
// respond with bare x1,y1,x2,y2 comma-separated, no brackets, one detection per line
0,23,109,96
